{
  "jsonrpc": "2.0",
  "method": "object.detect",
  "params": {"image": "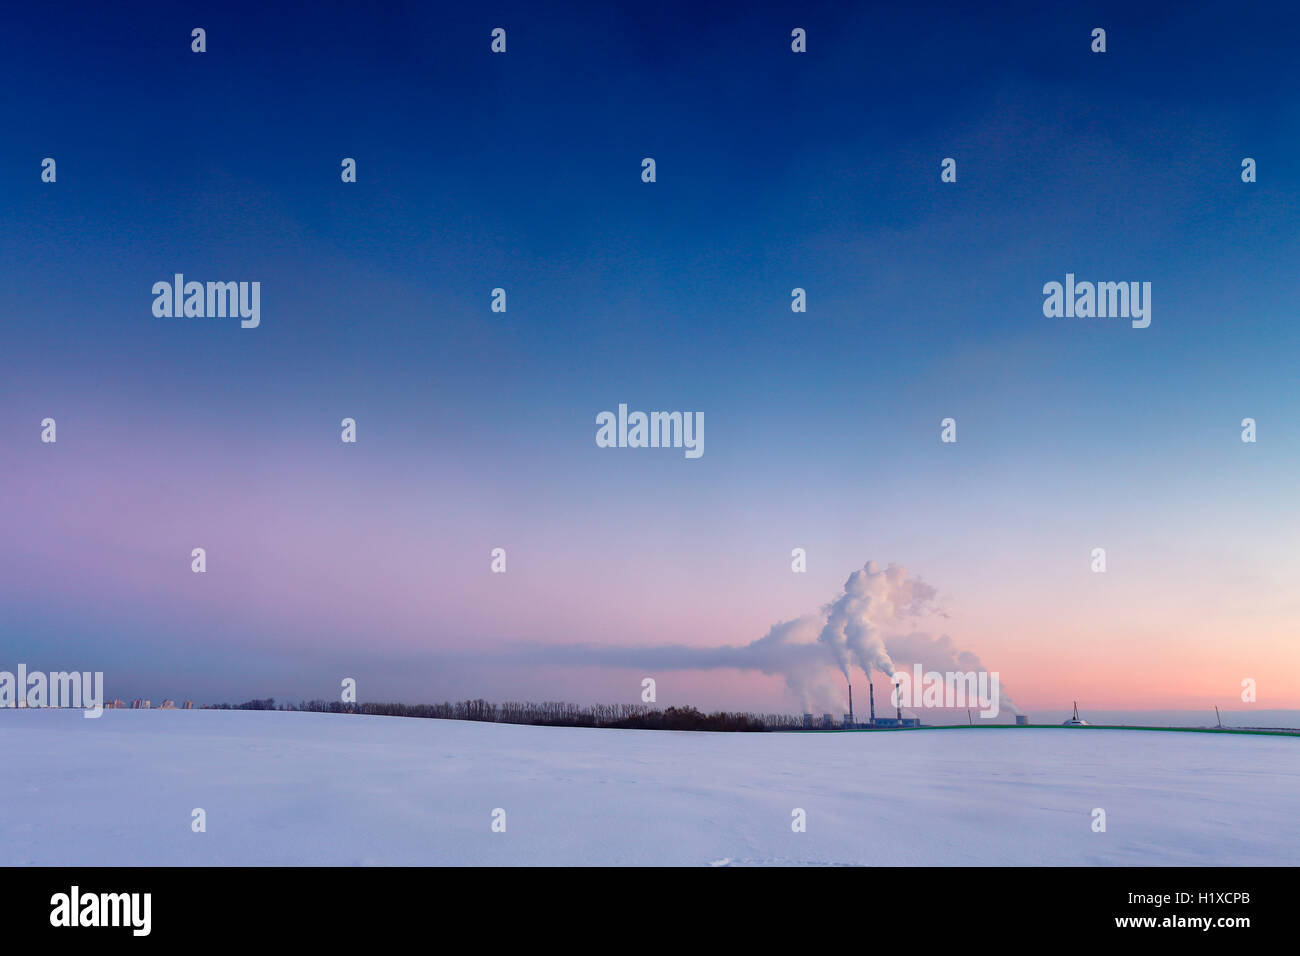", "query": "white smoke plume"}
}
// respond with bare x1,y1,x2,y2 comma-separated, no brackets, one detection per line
819,560,938,680
515,561,1009,713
